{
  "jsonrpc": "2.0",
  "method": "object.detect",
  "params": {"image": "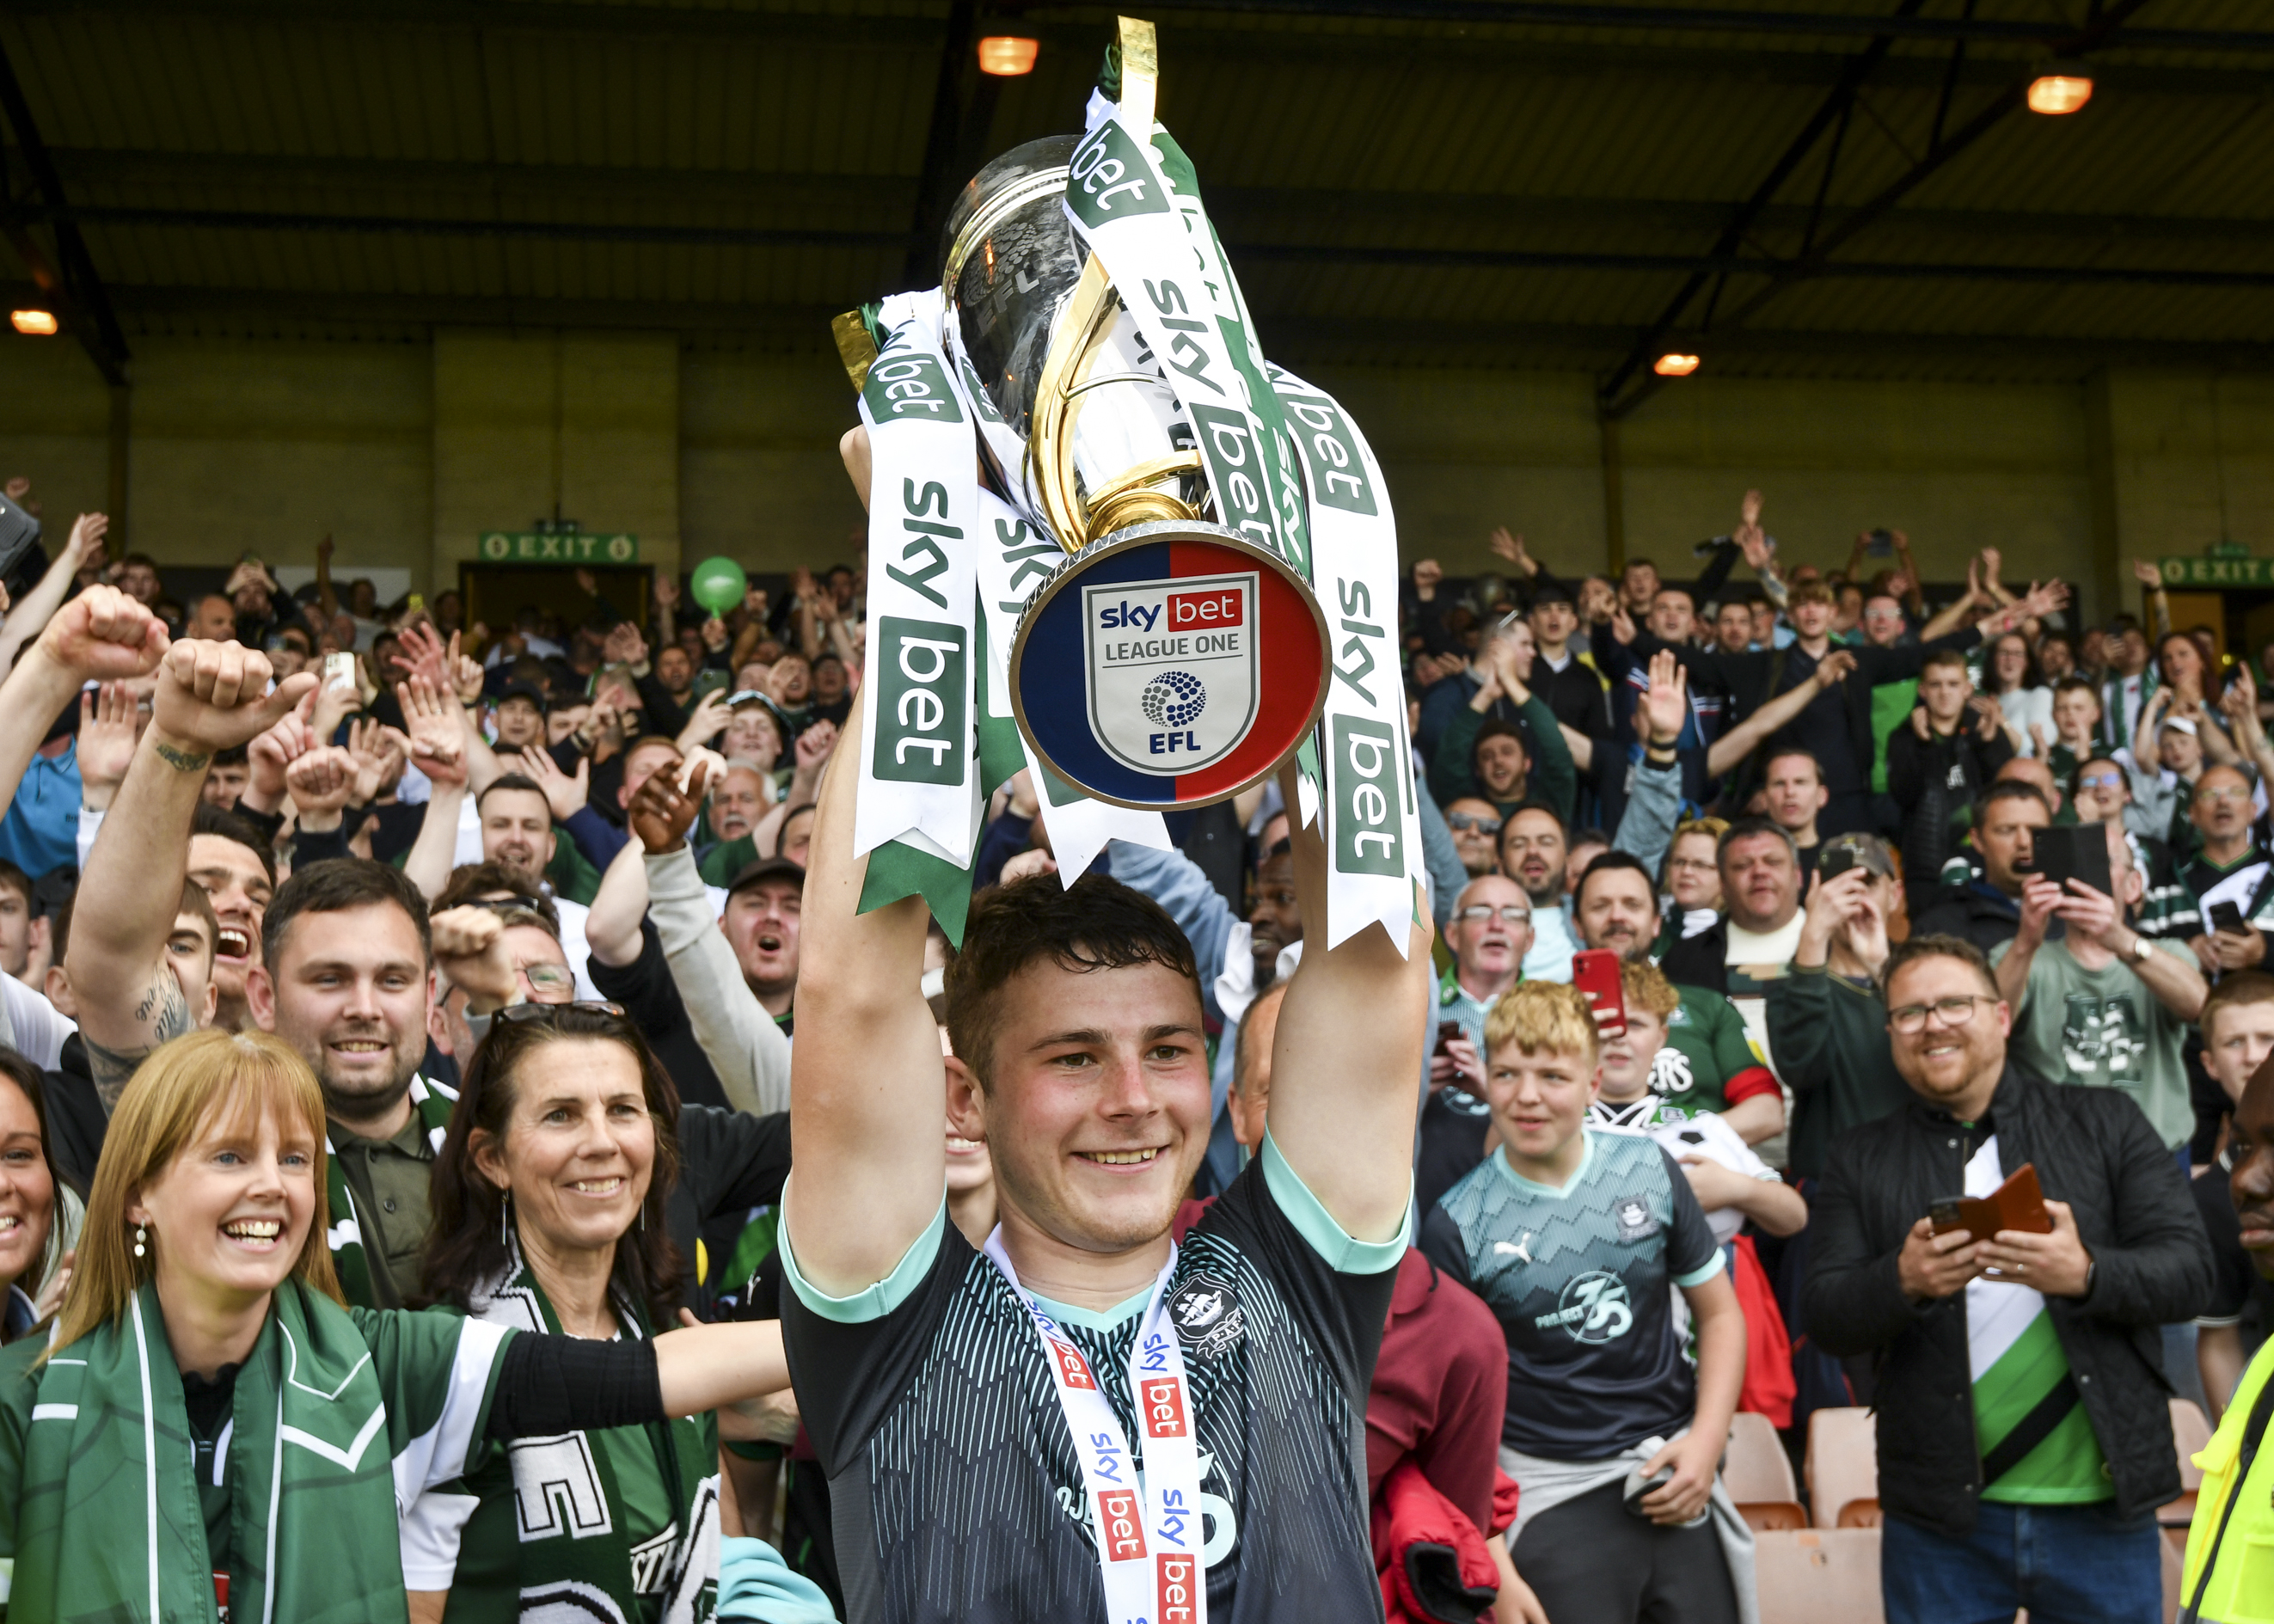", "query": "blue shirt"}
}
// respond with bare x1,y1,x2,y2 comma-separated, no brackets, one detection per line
0,741,80,879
